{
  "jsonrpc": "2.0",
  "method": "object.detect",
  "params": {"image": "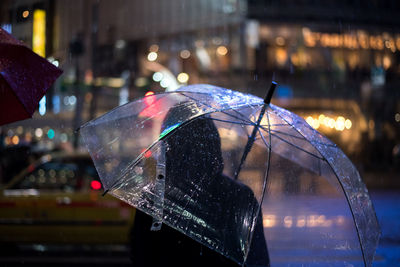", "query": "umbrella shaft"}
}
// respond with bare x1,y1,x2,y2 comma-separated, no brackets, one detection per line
235,103,267,179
